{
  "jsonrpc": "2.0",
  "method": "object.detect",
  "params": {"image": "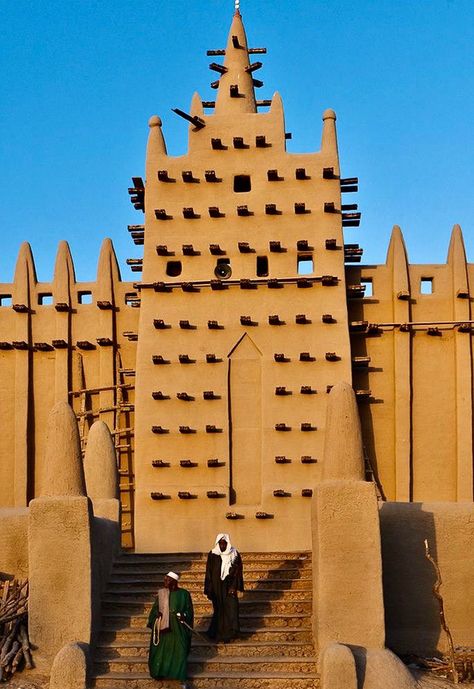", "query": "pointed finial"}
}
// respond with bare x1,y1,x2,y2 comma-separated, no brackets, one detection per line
215,6,256,114
235,0,241,15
